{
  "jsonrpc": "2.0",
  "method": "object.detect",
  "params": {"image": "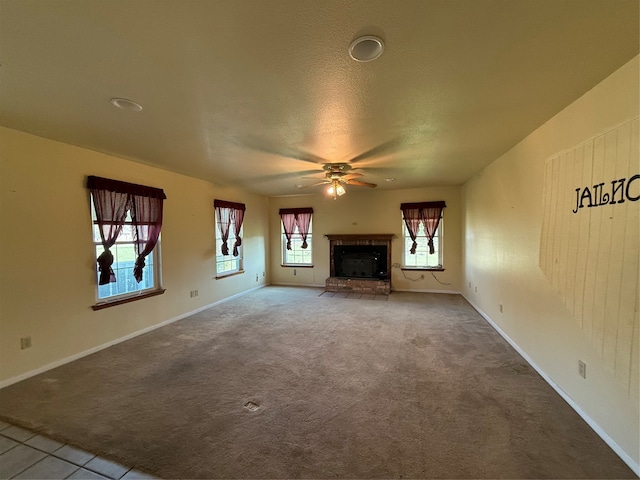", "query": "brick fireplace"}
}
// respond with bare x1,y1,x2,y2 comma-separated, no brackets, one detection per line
325,234,394,295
